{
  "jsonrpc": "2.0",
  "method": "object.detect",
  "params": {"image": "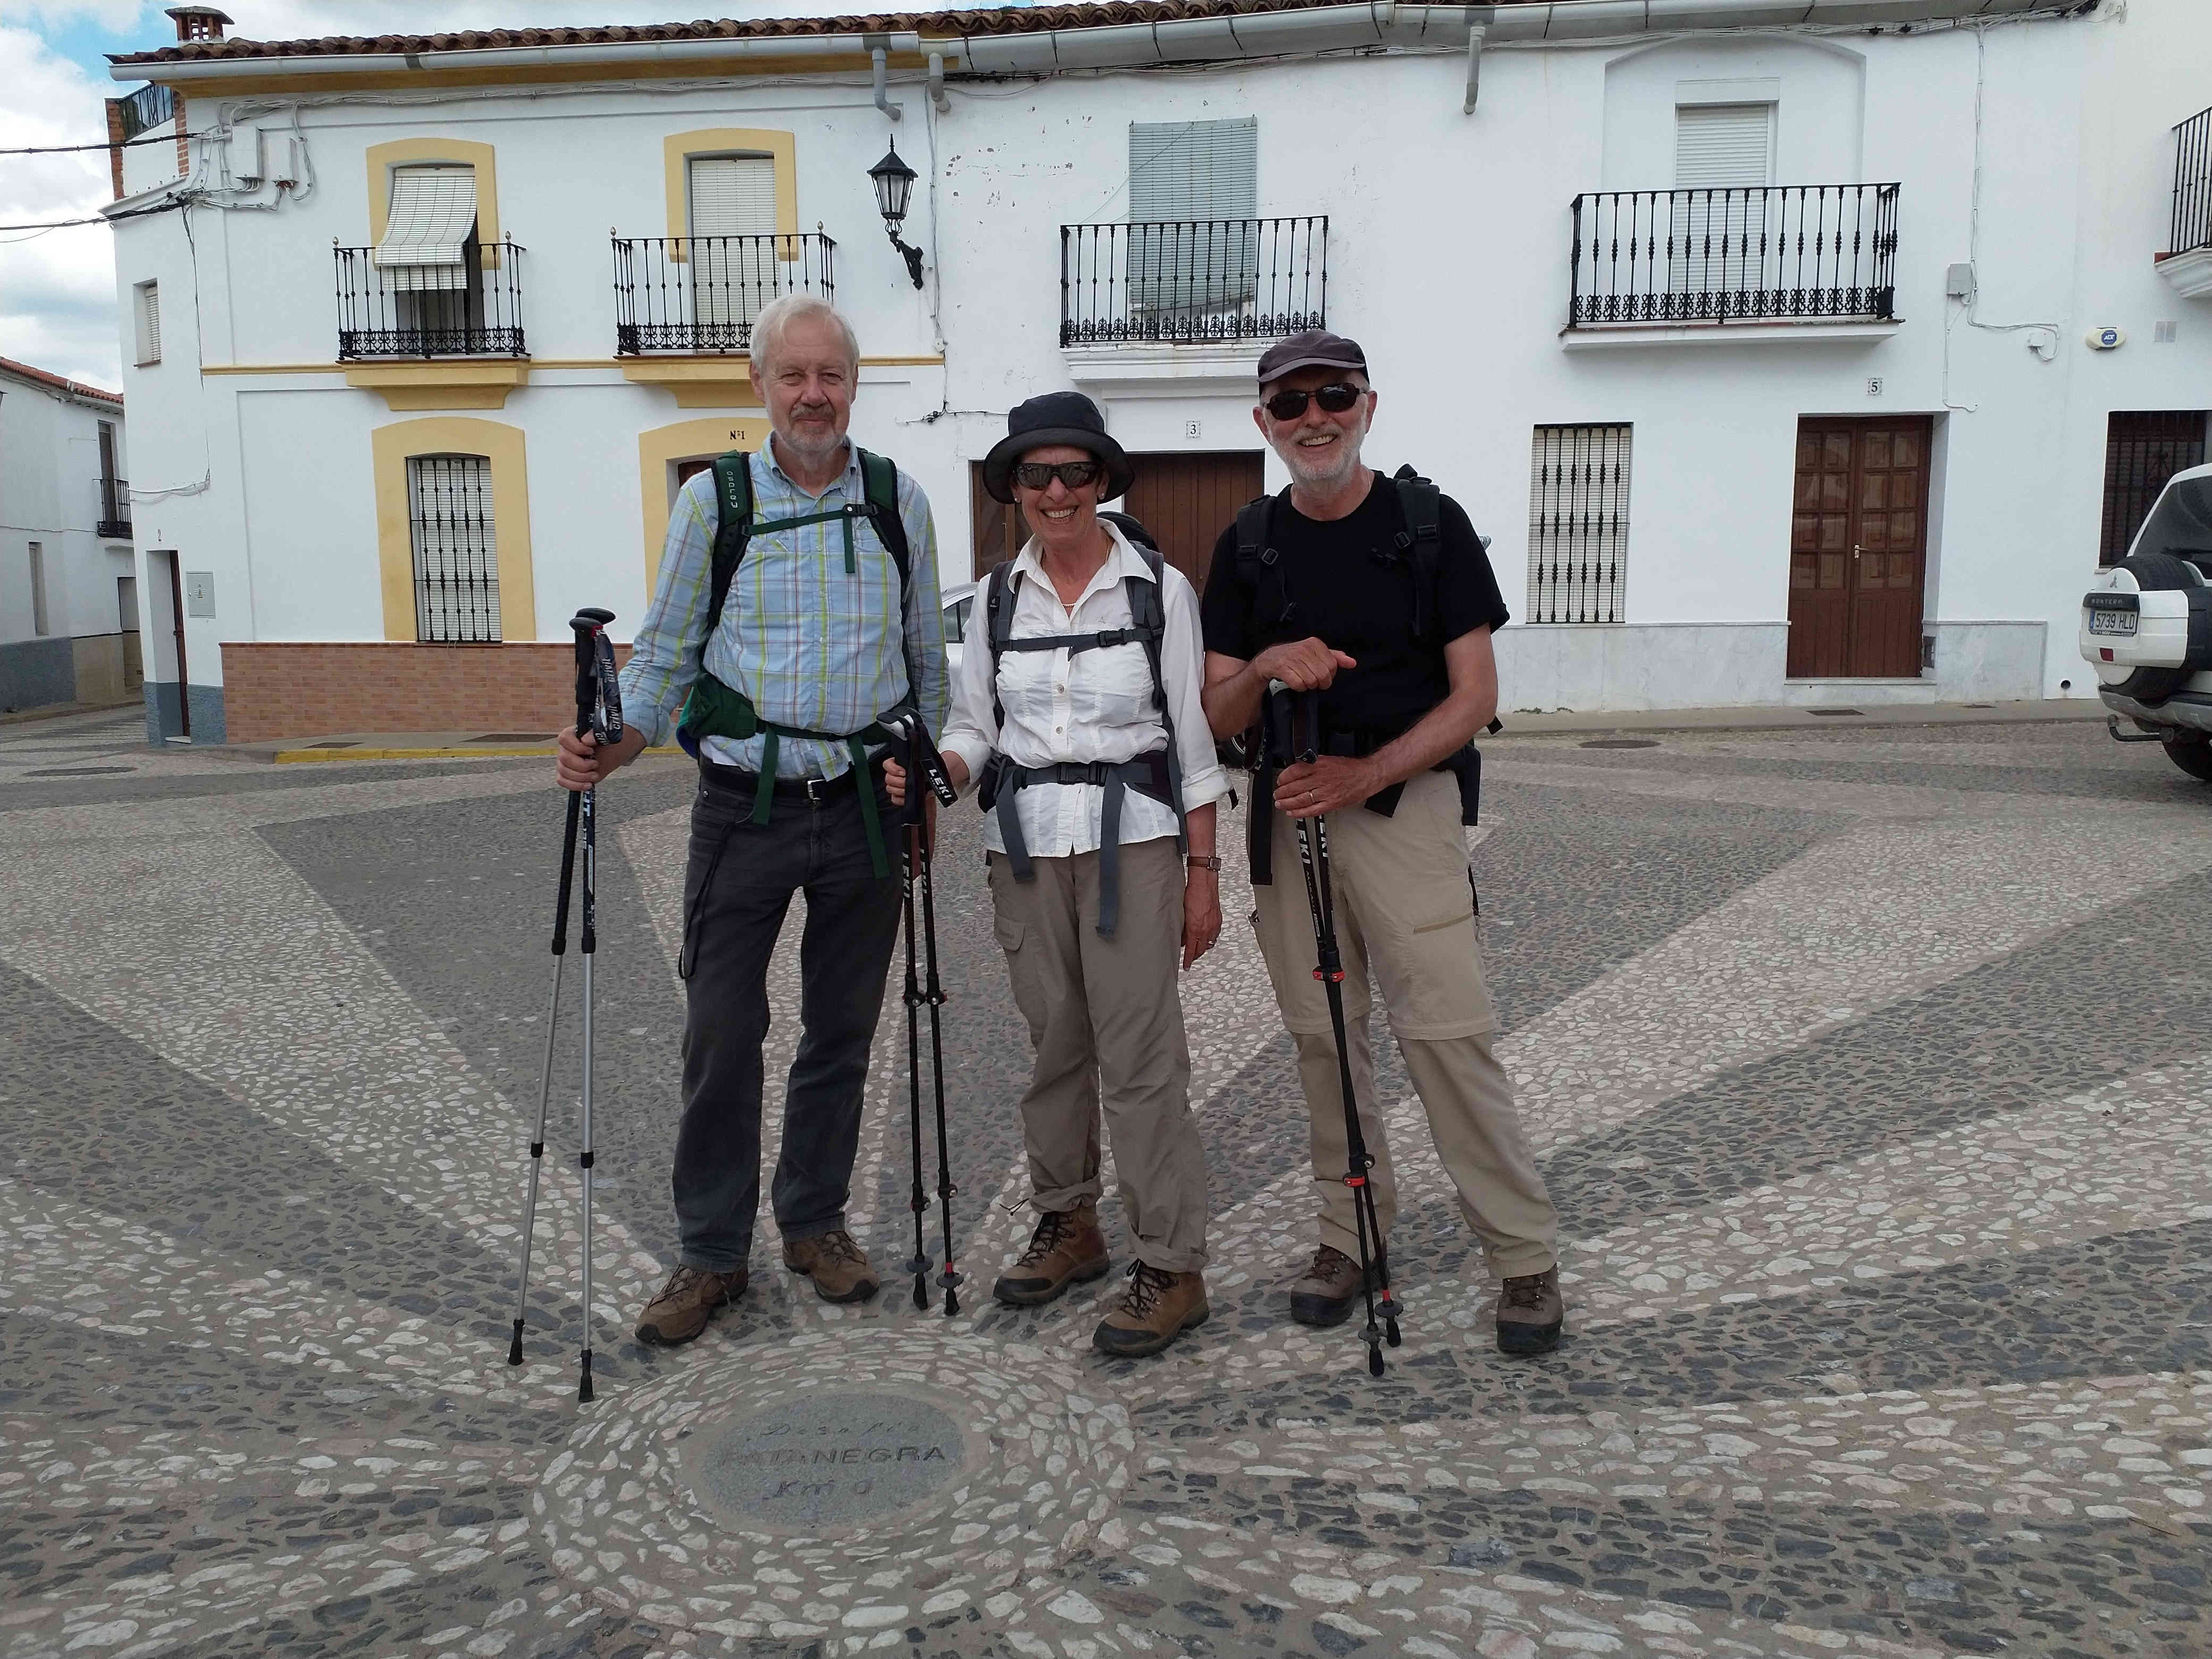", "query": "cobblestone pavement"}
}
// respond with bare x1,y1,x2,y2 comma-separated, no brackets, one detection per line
3,713,2209,1659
